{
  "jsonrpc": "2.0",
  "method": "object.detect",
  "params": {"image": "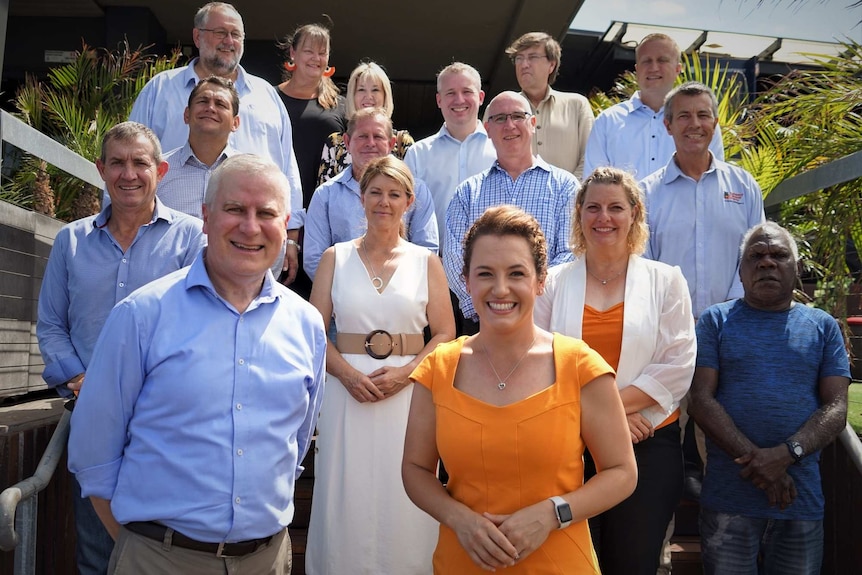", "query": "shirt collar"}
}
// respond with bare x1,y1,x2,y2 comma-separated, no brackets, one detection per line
93,196,173,228
185,249,281,308
663,151,719,183
439,120,489,141
336,166,362,195
176,140,239,167
186,58,250,95
491,155,551,176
